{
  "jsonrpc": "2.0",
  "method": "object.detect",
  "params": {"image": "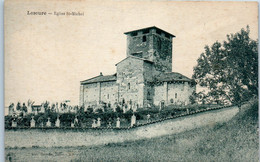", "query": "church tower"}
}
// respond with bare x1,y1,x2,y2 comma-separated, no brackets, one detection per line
124,26,175,73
